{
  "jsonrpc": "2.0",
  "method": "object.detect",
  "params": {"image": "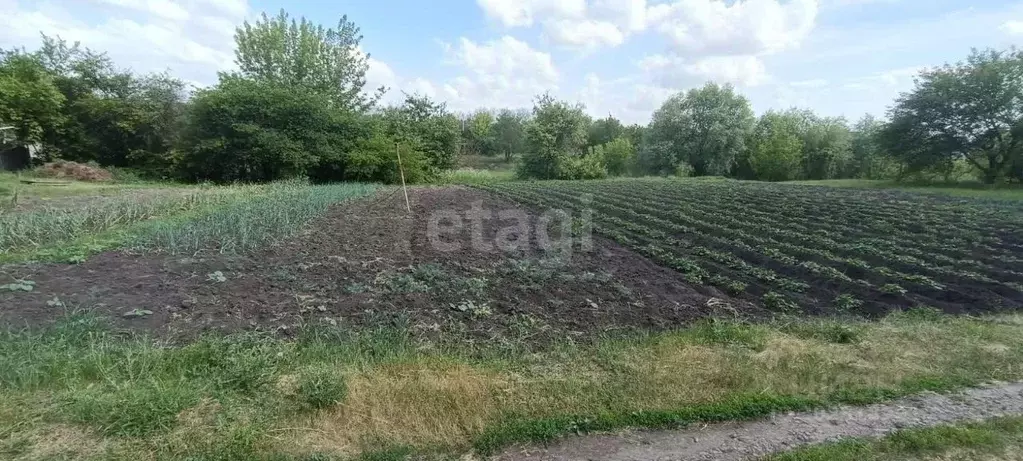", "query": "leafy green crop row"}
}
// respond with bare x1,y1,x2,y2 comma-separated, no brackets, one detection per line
482,179,1023,316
